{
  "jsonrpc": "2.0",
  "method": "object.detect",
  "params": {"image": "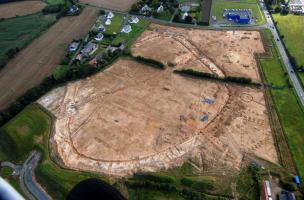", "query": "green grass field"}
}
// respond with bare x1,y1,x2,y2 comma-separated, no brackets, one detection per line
104,15,124,35
0,104,108,199
0,12,56,64
211,0,265,25
46,0,66,5
272,14,304,84
112,19,150,46
259,30,304,181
